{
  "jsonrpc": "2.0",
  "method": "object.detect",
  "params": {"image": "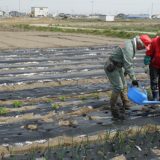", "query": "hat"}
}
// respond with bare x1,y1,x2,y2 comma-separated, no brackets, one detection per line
139,34,152,47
